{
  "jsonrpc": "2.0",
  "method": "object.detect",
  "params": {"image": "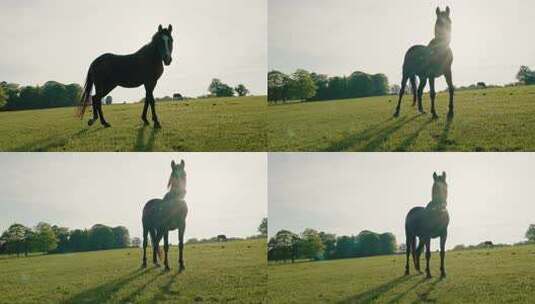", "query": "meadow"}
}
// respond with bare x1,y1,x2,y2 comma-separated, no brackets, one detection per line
268,244,535,303
268,85,535,151
0,96,267,152
0,239,267,304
